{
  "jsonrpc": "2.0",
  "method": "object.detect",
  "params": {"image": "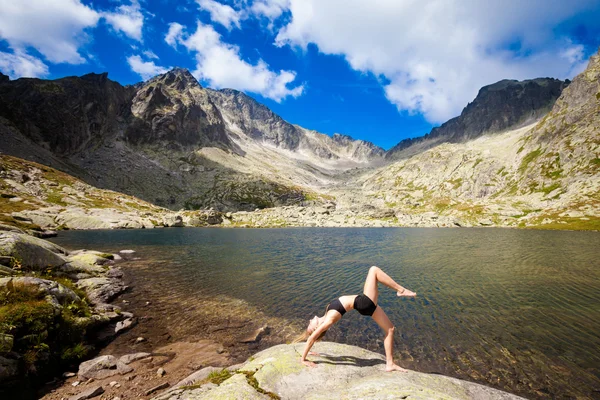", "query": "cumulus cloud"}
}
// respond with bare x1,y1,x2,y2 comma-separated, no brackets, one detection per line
170,21,303,102
196,0,241,30
275,0,598,123
165,23,185,48
127,54,170,80
0,0,99,64
0,50,48,78
103,0,145,41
